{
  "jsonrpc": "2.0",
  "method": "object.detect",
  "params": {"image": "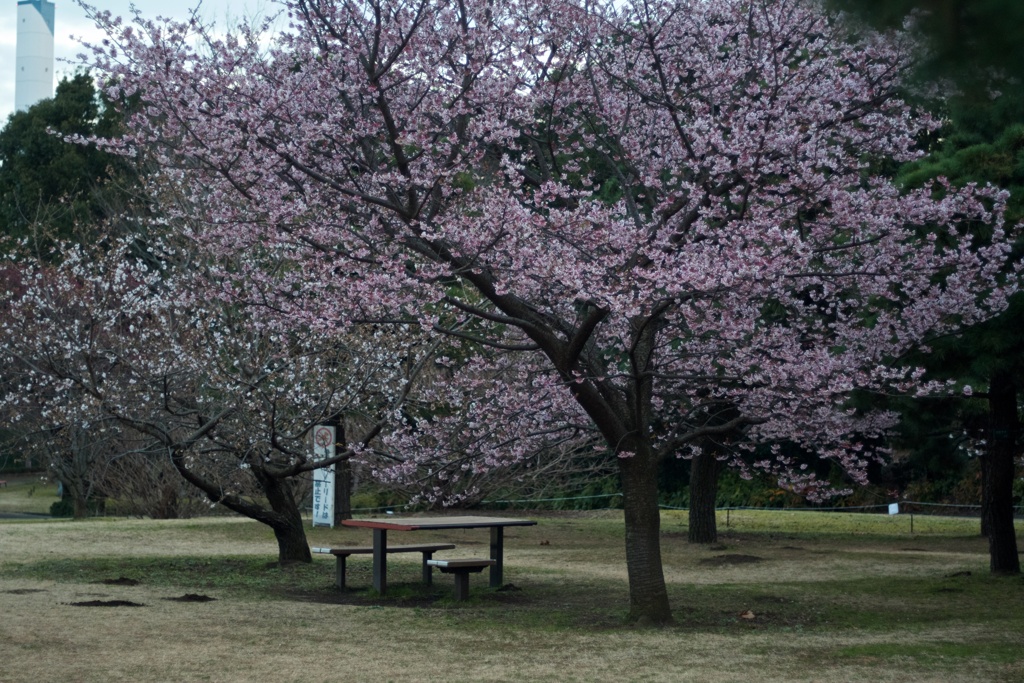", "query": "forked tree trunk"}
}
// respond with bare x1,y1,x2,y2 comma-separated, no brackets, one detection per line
169,449,312,565
618,447,673,625
983,372,1020,575
688,447,723,544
